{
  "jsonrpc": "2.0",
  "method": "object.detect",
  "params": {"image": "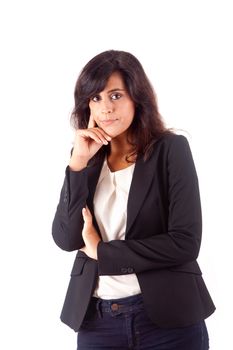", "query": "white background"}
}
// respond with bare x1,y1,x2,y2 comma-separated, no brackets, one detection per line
0,1,232,349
